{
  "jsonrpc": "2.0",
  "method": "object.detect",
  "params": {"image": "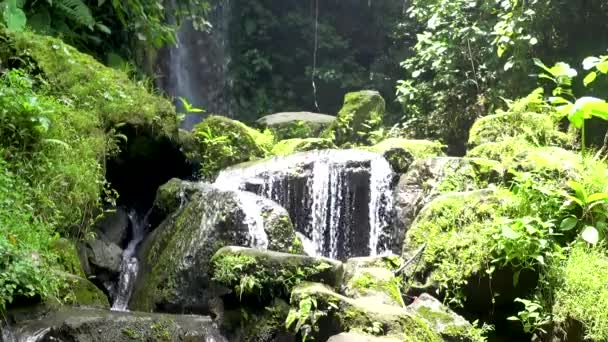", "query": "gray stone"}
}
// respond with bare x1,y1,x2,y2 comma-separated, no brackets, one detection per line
5,307,226,342
84,239,122,274
343,256,404,307
93,208,129,247
257,112,336,139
